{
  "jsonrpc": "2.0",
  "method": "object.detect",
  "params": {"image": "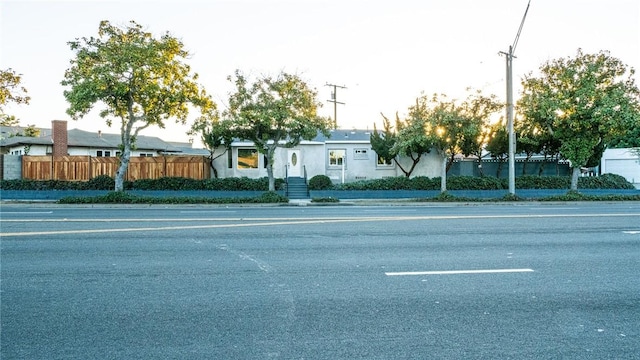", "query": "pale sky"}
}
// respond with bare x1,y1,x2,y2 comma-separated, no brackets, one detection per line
1,0,639,147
